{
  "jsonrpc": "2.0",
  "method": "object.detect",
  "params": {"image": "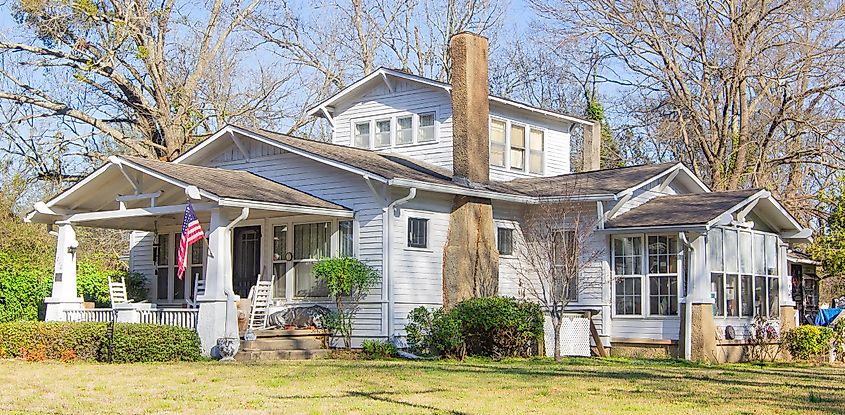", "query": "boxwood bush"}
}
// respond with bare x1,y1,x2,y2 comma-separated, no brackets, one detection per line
782,325,835,360
0,321,202,362
405,297,544,359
